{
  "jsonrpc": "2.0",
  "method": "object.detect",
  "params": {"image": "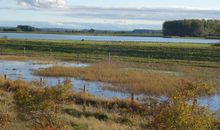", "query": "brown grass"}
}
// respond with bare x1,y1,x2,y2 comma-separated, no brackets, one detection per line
35,62,184,95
